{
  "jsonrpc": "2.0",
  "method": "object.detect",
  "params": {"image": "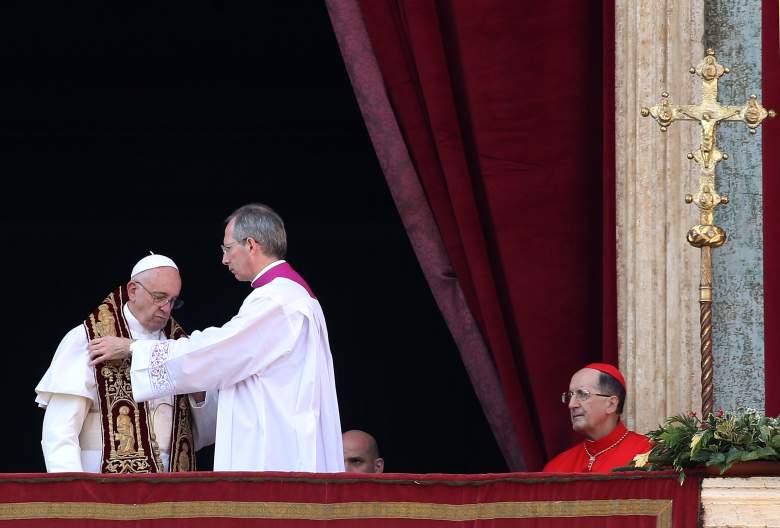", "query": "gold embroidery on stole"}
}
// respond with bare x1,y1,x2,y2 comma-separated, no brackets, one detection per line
85,286,196,473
